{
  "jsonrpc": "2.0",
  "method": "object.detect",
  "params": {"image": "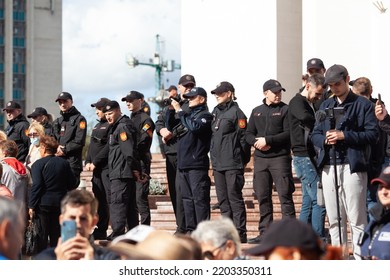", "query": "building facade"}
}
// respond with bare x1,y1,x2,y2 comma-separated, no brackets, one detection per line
0,0,61,129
